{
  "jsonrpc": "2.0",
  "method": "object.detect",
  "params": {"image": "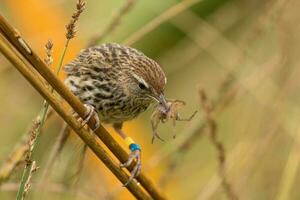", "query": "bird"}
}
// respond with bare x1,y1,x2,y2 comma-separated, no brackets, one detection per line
64,43,168,183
